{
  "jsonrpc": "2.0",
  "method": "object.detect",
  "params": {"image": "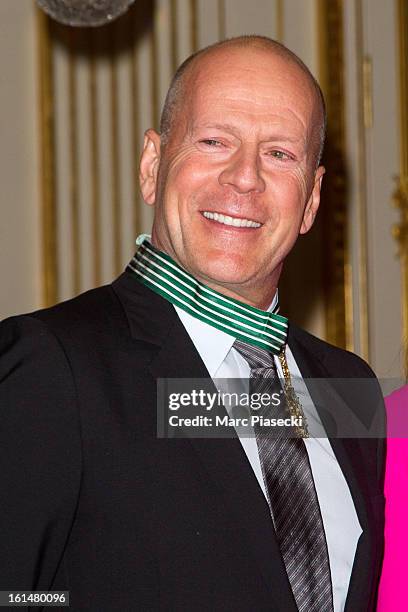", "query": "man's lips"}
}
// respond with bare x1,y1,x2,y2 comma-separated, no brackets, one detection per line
201,211,262,228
